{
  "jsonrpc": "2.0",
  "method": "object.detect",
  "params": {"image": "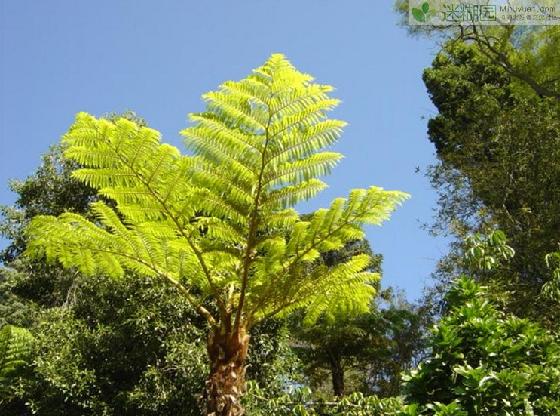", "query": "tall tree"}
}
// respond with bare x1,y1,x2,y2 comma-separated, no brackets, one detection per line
393,1,560,324
395,1,560,101
293,293,425,399
23,54,408,415
423,40,560,323
291,239,381,397
291,240,425,398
